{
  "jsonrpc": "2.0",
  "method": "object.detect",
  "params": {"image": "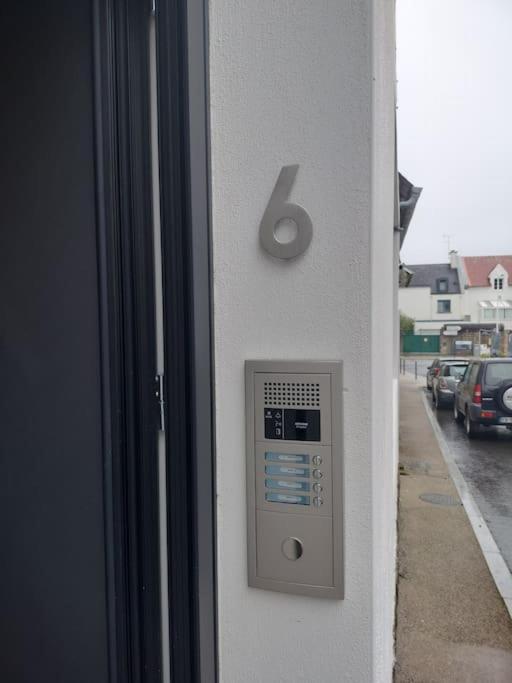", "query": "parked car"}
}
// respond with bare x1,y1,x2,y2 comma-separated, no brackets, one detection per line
426,358,468,390
453,359,512,437
432,361,469,408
